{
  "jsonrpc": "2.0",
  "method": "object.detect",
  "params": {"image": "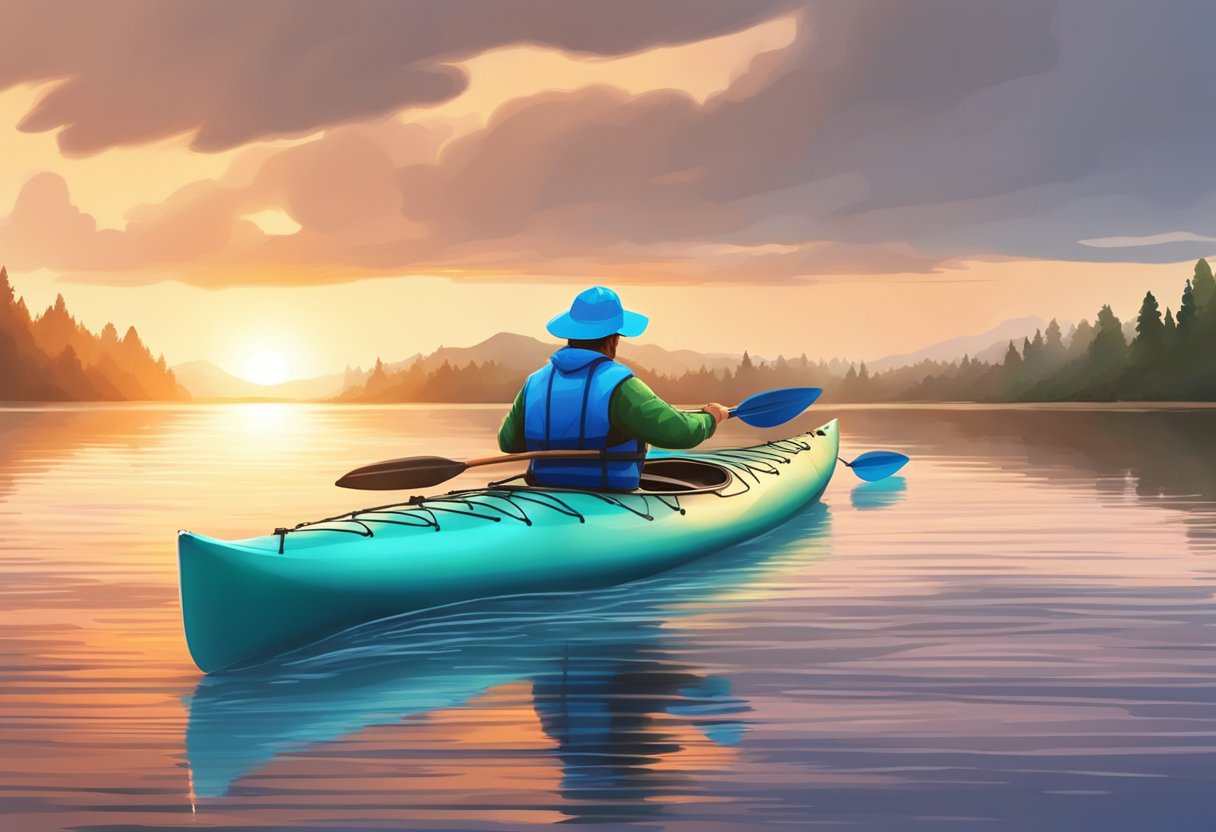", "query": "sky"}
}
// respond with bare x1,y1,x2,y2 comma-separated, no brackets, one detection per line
1,0,1212,382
